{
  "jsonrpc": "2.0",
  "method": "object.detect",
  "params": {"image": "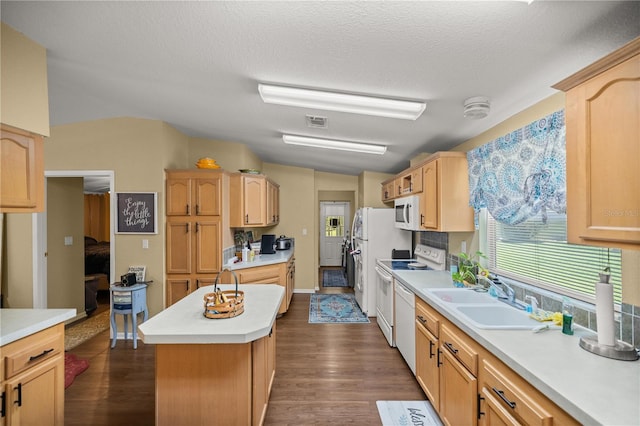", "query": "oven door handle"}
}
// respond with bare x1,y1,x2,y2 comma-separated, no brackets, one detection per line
374,266,392,283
